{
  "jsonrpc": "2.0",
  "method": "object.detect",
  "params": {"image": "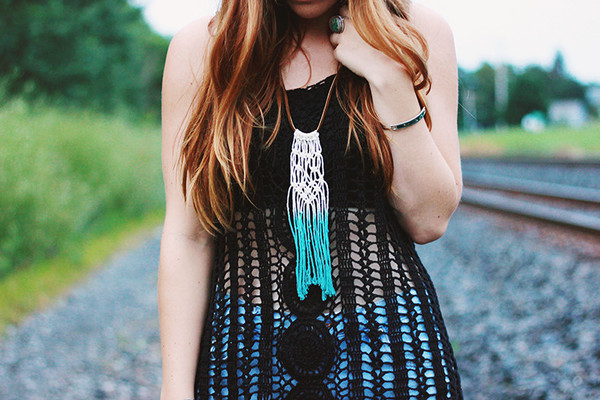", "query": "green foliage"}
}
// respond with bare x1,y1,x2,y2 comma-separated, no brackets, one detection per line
505,66,550,125
0,0,169,119
549,76,586,100
0,101,164,277
0,209,164,334
548,51,586,99
460,51,594,129
473,63,496,128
